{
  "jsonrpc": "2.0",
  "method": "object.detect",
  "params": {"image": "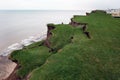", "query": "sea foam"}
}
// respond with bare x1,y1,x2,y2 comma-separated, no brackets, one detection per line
0,33,47,56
